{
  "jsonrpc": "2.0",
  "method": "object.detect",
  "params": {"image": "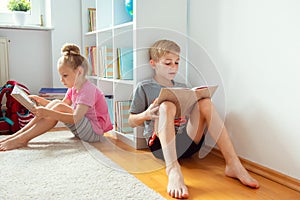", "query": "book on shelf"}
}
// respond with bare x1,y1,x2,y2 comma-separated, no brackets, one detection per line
117,48,133,80
157,85,218,116
88,8,96,32
99,46,114,78
85,46,97,76
105,95,114,125
11,85,36,112
39,88,68,100
114,100,133,134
